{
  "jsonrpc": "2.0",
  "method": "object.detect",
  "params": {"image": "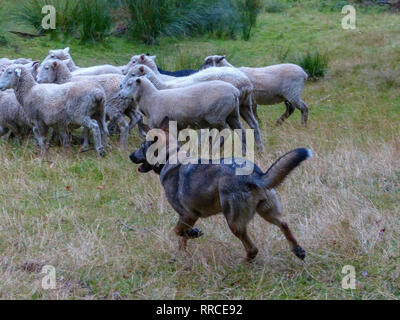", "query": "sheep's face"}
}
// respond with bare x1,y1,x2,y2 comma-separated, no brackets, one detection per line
43,47,71,64
200,55,227,70
119,77,142,100
122,54,156,75
36,60,59,83
0,66,21,91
